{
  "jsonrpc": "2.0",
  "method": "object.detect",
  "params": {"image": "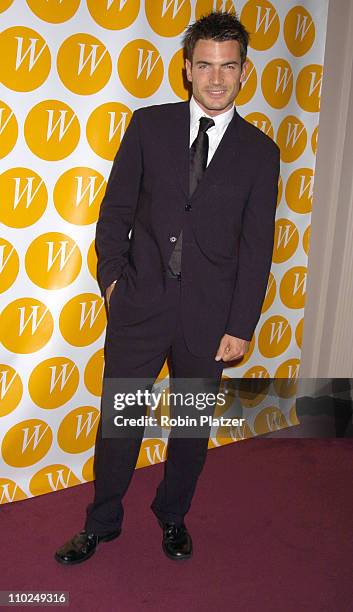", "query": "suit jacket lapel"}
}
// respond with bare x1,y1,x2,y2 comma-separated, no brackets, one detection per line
169,101,190,199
